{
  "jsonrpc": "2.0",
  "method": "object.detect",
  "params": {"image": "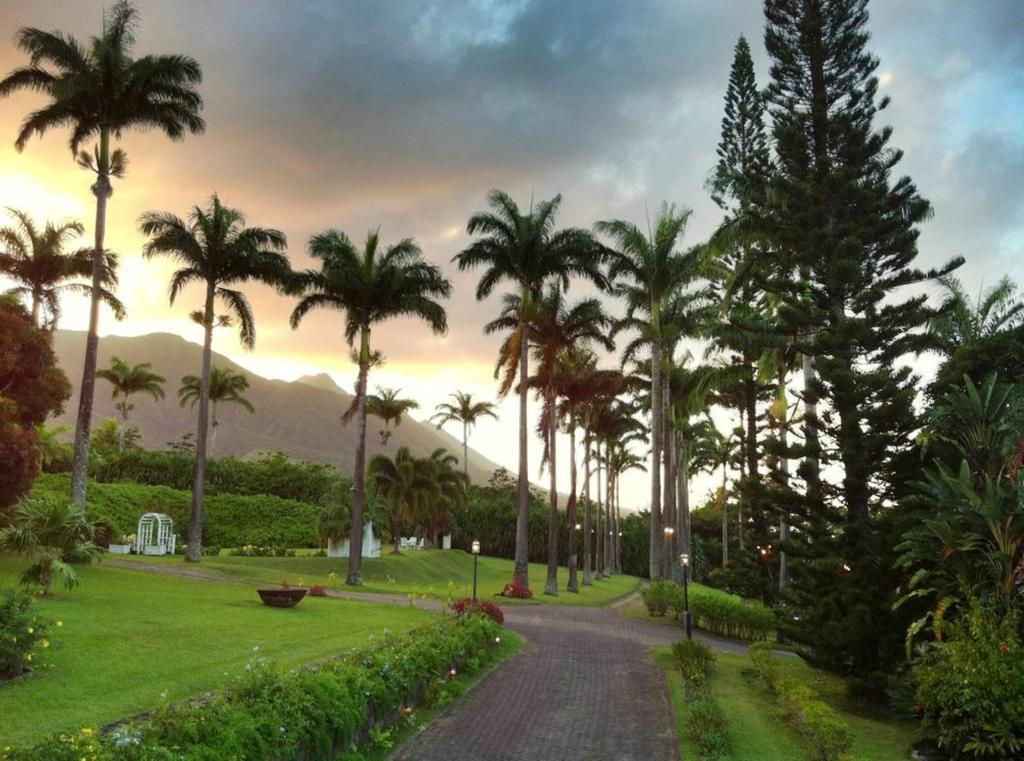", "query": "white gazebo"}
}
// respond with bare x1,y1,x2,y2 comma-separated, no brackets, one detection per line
133,513,176,556
327,521,381,558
